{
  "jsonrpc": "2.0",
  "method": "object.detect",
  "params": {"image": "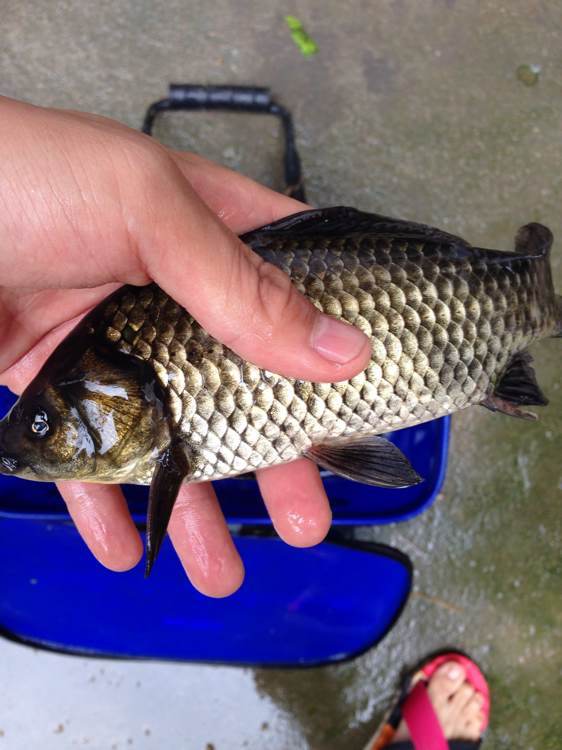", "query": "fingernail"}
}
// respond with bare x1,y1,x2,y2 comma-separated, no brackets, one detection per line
311,315,368,364
447,665,461,680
